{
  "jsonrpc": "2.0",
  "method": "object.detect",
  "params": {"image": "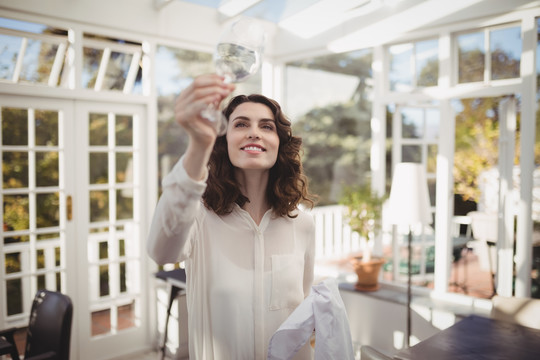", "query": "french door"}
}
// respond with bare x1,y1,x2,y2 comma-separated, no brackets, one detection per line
452,95,519,297
389,104,439,282
1,96,150,359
